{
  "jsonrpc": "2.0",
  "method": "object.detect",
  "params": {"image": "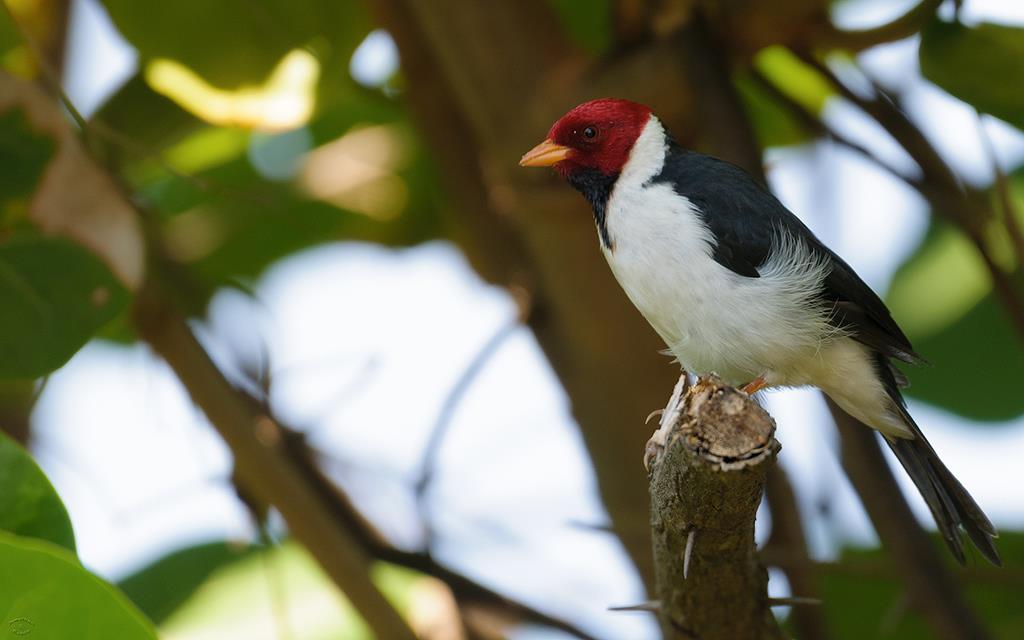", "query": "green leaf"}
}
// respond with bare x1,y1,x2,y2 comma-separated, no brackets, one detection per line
117,541,256,625
156,542,422,640
887,221,990,339
0,7,28,75
735,73,812,148
0,235,129,378
0,432,75,552
0,532,157,639
99,0,370,88
0,106,56,225
754,46,833,115
90,75,204,159
901,293,1024,421
920,20,1024,131
735,47,836,149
